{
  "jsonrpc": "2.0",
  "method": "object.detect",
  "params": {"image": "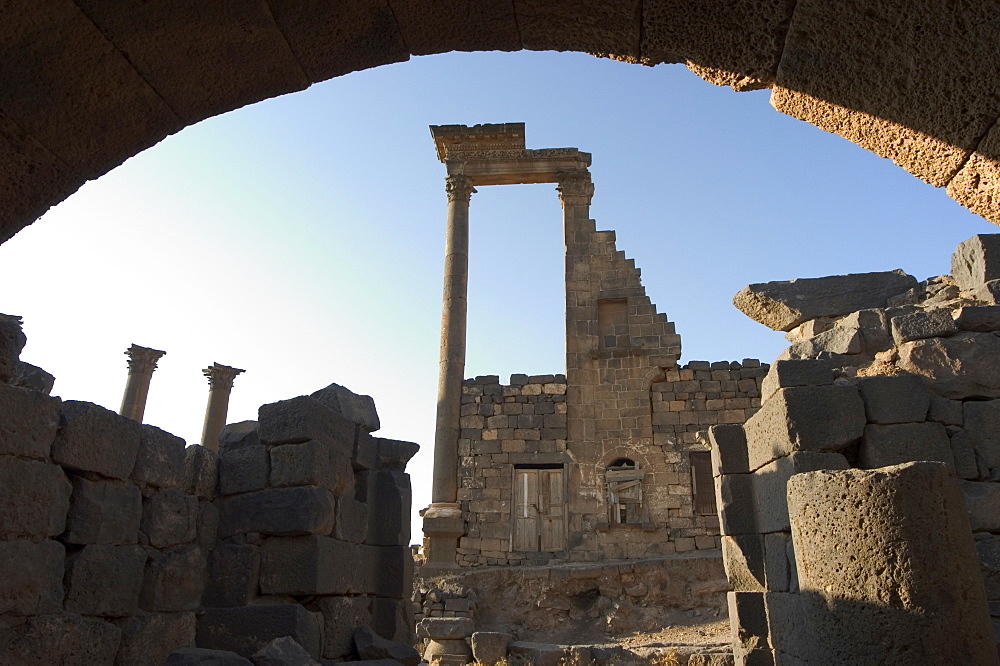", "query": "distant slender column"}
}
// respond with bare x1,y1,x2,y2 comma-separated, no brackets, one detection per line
200,363,245,452
119,344,166,422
